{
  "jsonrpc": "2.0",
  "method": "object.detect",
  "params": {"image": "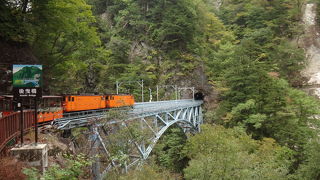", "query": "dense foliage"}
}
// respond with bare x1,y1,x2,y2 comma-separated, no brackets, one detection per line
152,126,189,173
23,154,91,179
184,125,293,180
105,162,178,180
